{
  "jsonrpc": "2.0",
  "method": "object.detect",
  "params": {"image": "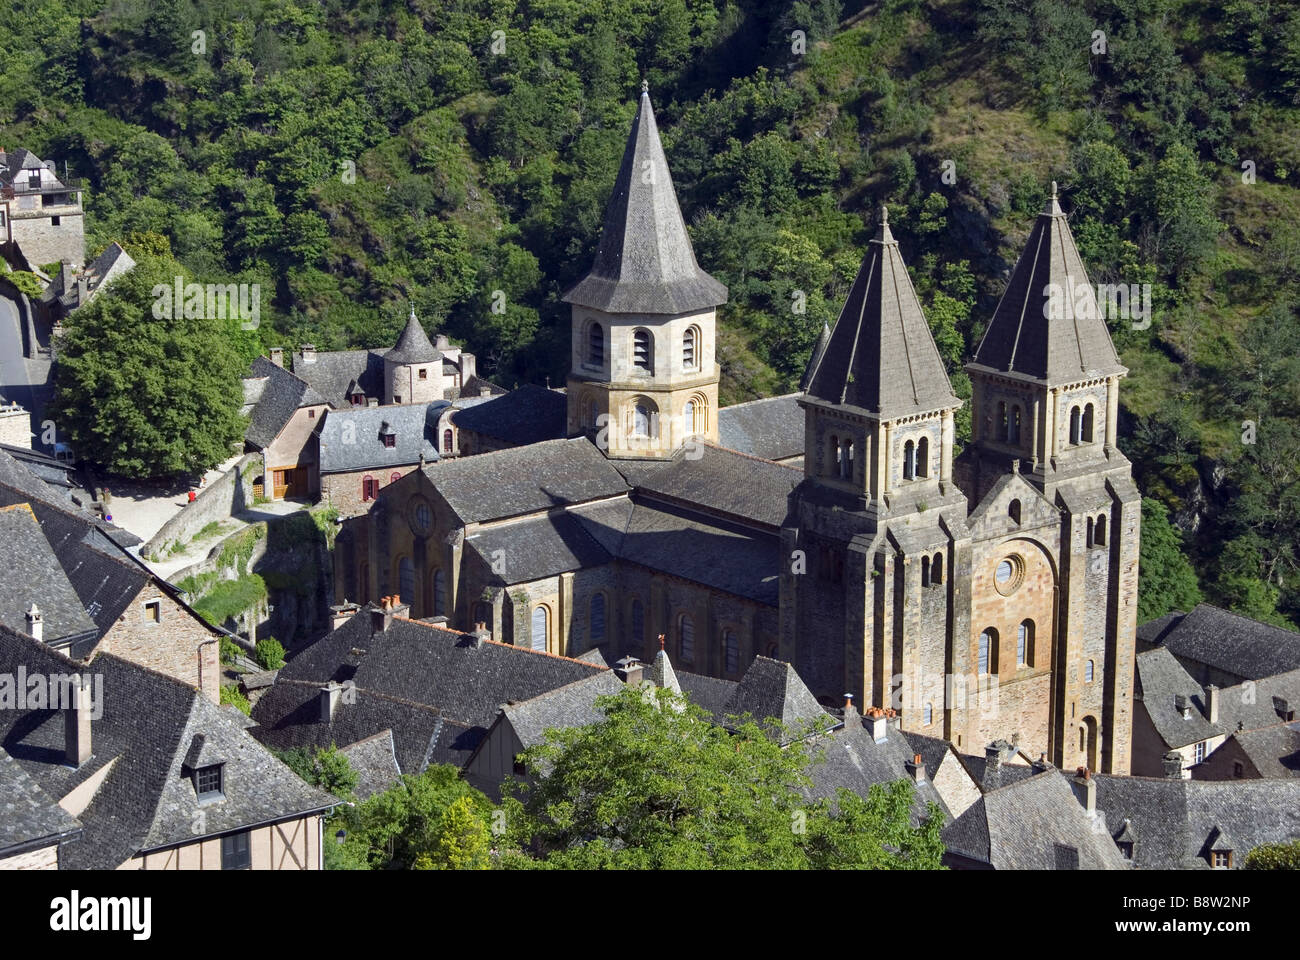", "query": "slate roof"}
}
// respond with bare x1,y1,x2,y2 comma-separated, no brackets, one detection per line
503,671,626,749
908,733,957,783
942,769,1128,869
42,243,135,313
562,89,727,315
0,624,335,869
719,656,831,740
290,348,386,408
0,148,59,184
0,503,99,649
717,394,804,462
317,401,444,474
249,610,608,773
675,670,739,719
970,184,1126,384
1140,604,1300,682
244,355,328,448
0,747,81,855
338,730,404,799
465,511,613,586
956,749,1041,793
1135,647,1221,749
1230,722,1300,778
423,437,629,525
1093,774,1300,869
620,443,799,530
804,207,959,419
450,384,568,447
385,309,441,365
